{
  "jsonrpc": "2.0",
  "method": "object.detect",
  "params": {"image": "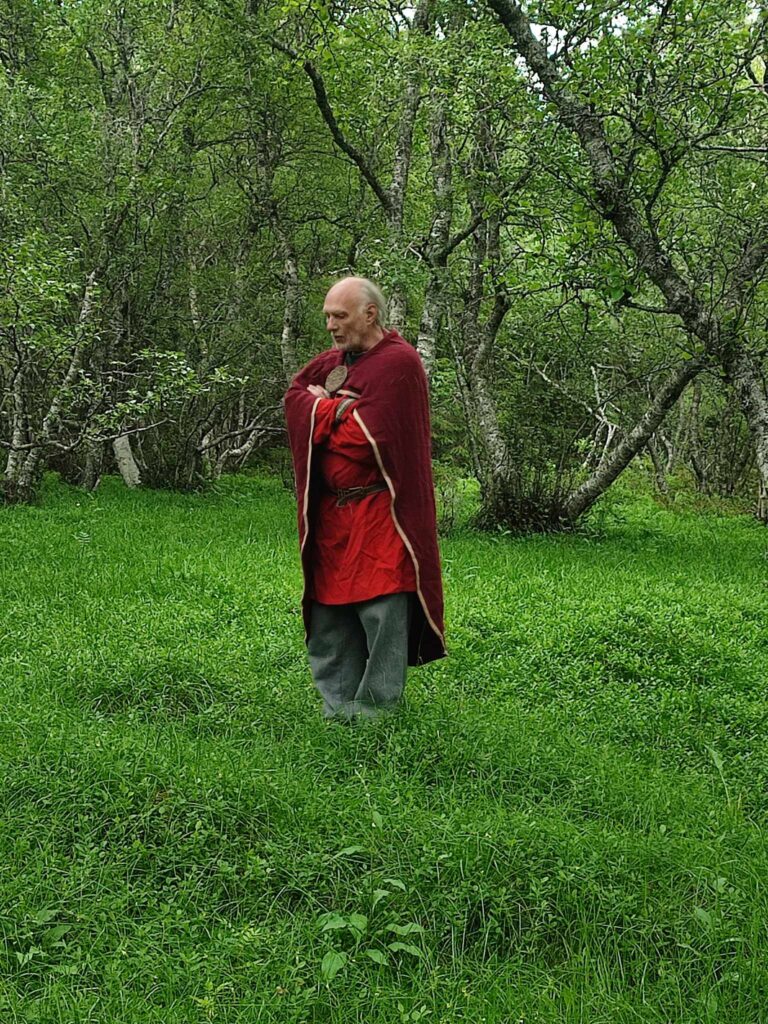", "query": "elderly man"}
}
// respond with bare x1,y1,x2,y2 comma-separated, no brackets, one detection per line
284,276,445,722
